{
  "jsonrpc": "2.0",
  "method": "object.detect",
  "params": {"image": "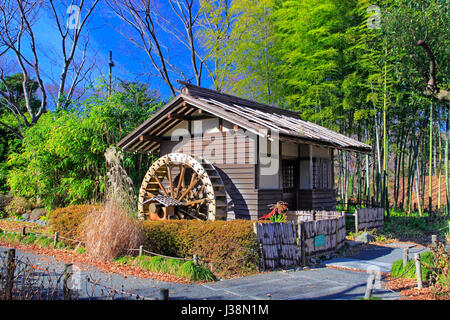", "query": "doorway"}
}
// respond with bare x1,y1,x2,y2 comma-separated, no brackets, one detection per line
282,160,299,210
